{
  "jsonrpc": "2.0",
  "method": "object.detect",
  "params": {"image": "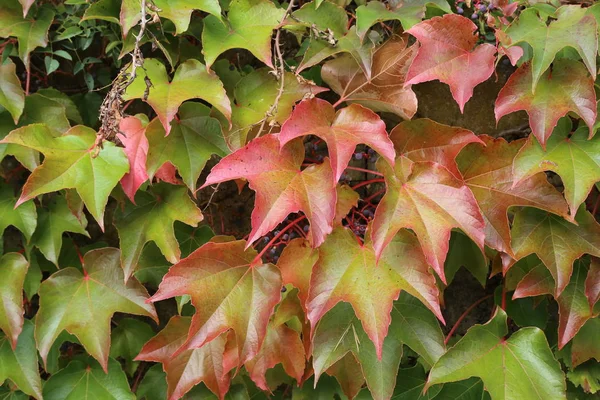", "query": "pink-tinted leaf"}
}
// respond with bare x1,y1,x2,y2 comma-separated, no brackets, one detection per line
406,14,496,112
0,253,28,349
277,238,318,314
586,257,600,309
155,162,180,185
119,116,149,203
279,98,395,183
